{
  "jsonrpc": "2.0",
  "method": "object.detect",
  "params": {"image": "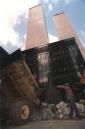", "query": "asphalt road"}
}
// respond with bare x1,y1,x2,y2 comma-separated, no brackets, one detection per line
6,119,85,129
